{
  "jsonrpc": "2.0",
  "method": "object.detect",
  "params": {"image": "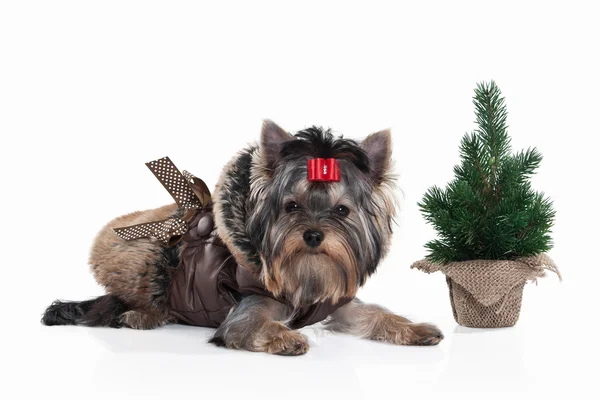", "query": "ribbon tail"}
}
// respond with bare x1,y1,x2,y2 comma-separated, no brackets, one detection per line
113,217,187,245
146,157,203,210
